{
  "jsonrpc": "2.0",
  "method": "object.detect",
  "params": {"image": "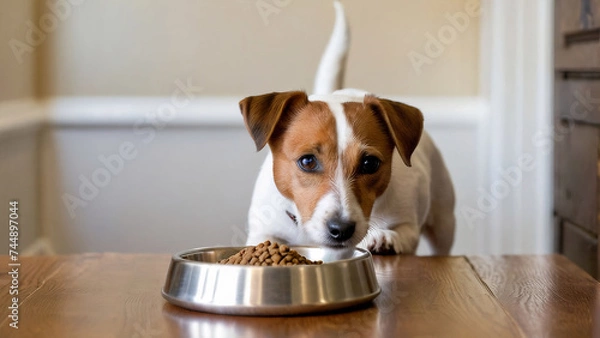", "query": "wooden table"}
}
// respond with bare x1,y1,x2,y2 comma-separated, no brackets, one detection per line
0,254,598,337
